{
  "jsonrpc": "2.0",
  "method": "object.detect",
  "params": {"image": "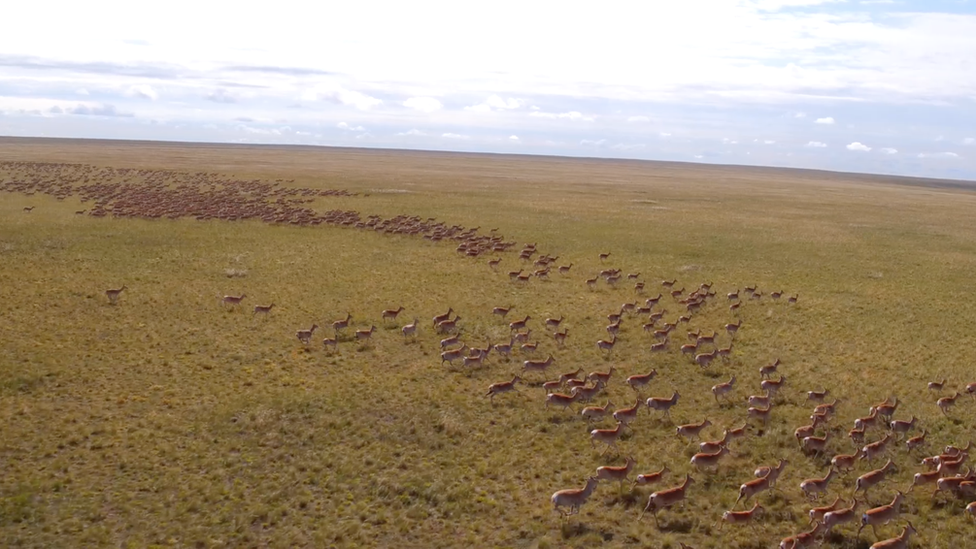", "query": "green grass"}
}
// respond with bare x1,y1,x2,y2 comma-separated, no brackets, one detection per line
1,138,976,548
